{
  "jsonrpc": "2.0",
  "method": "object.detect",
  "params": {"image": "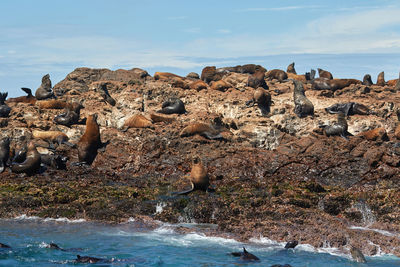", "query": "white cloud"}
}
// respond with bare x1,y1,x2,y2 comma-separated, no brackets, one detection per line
238,5,321,12
217,29,231,34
